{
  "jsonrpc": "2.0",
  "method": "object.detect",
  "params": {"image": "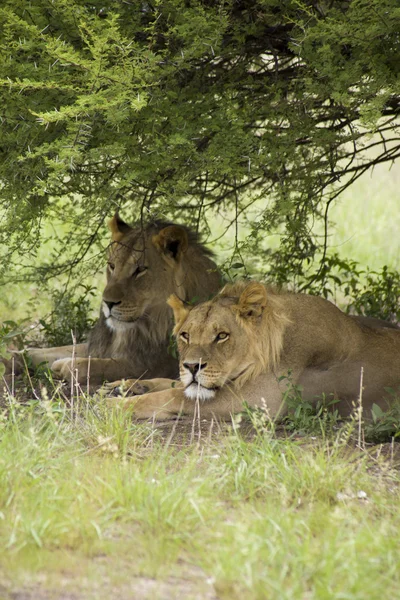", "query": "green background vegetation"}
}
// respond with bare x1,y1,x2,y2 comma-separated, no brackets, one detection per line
0,3,400,597
0,0,399,337
1,156,400,329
